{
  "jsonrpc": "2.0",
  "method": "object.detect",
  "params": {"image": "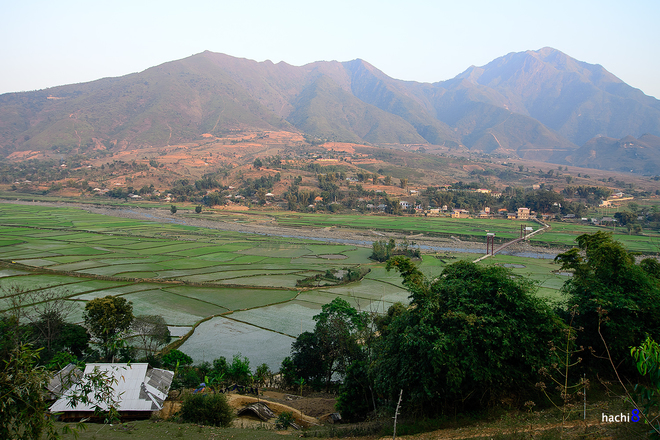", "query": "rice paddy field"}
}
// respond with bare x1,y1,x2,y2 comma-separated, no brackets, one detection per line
257,212,660,253
0,202,630,370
